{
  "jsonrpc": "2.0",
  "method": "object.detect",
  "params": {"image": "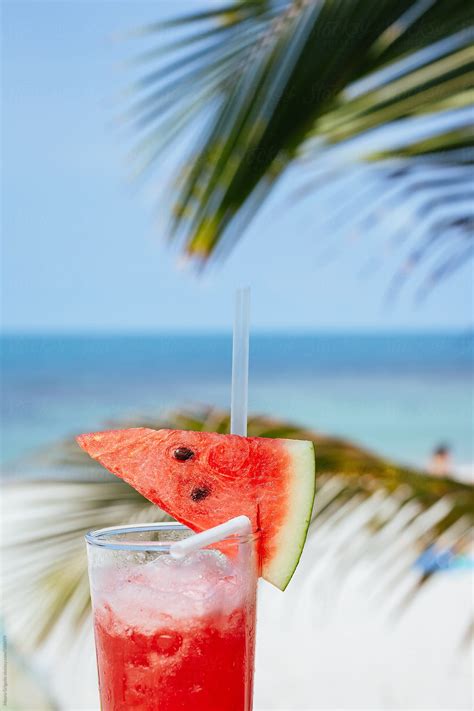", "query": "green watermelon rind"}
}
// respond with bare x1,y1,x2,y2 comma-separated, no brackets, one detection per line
264,439,316,591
